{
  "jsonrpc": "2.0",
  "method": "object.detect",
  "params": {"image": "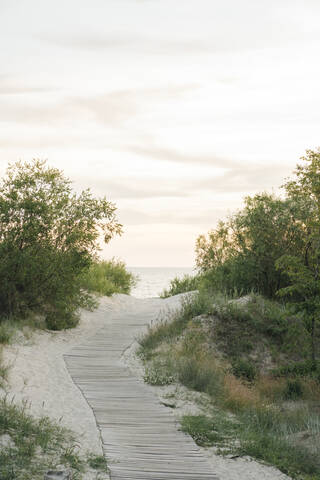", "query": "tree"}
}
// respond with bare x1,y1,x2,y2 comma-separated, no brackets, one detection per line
276,148,320,365
0,160,122,328
196,193,307,297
